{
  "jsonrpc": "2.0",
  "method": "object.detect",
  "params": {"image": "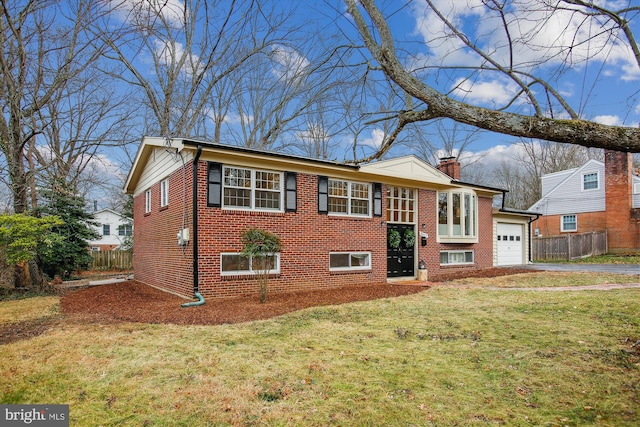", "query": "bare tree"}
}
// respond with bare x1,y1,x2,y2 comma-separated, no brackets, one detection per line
406,119,486,169
33,64,134,203
344,0,640,161
95,0,297,139
0,0,104,215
